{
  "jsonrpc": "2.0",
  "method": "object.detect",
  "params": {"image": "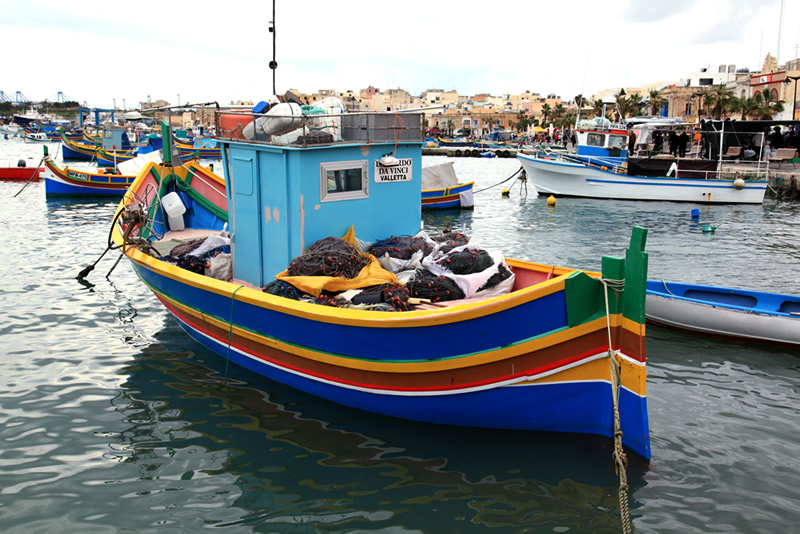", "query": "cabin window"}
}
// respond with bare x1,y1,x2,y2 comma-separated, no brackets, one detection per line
609,135,626,149
587,133,605,146
320,160,369,202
